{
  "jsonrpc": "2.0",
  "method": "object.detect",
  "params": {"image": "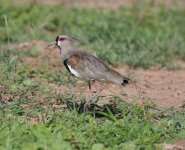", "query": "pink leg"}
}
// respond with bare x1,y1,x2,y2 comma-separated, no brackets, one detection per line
84,81,103,112
93,81,103,92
